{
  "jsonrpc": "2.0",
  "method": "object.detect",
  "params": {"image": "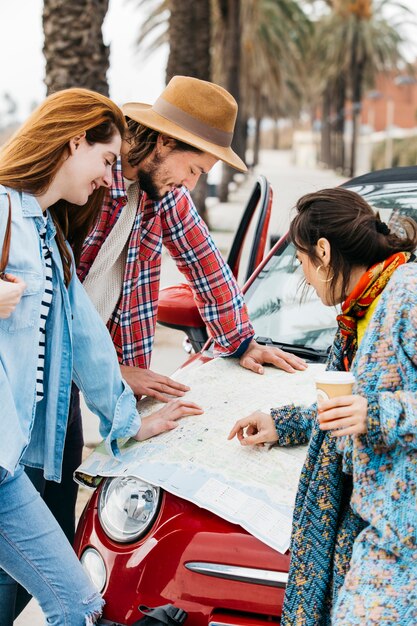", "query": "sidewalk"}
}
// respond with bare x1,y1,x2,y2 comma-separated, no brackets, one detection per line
16,150,345,625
